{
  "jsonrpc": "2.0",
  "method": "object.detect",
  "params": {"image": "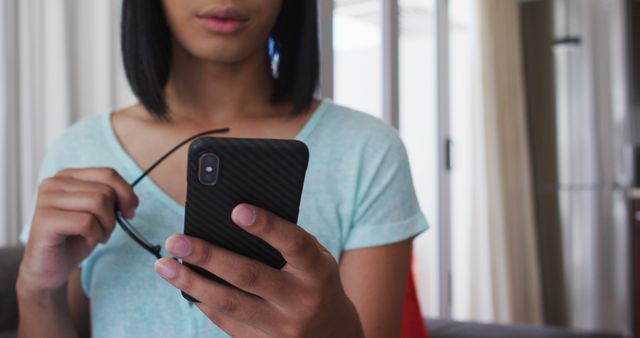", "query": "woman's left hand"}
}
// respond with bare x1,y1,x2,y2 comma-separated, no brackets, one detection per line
154,204,364,338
